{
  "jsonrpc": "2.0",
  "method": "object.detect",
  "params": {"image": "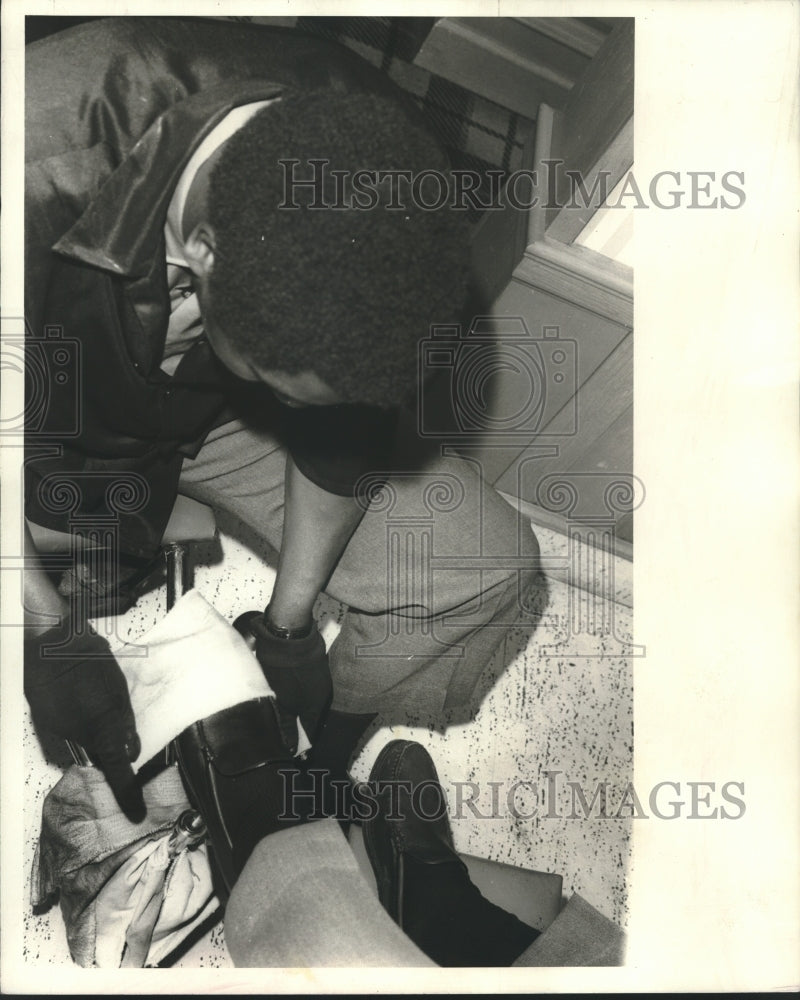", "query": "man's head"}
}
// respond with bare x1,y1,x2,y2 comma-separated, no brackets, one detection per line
182,90,471,408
